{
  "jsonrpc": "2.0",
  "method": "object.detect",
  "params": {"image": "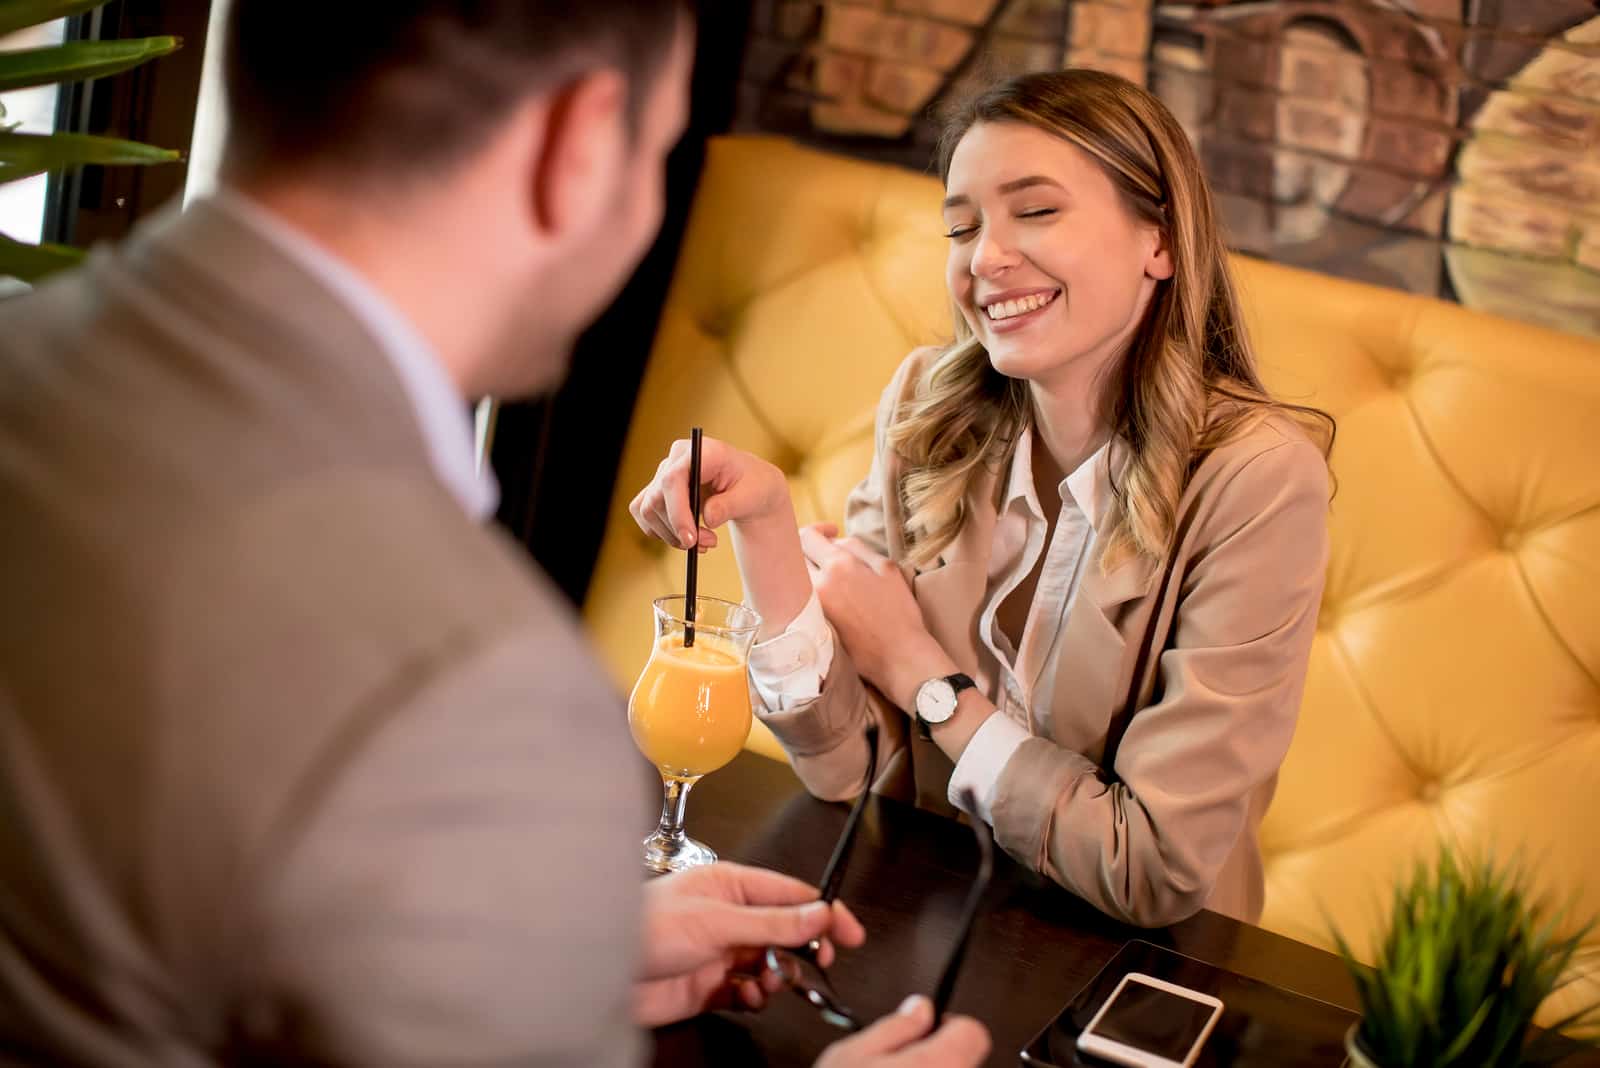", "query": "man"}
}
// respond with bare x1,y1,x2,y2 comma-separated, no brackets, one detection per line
0,2,989,1065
